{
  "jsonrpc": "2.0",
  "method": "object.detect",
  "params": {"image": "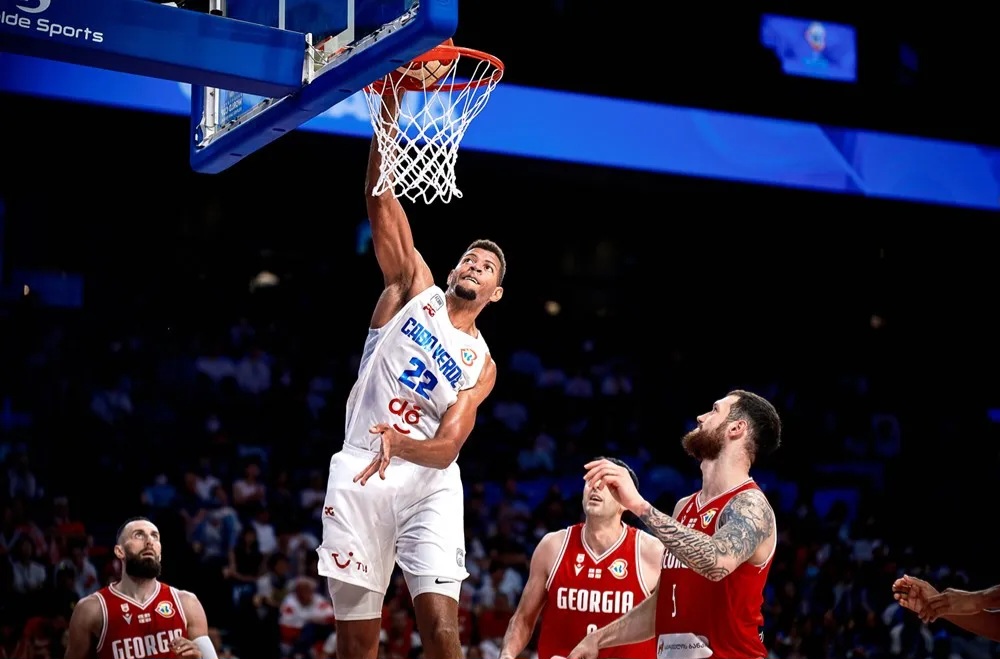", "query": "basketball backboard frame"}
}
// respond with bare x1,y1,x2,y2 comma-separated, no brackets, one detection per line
0,0,456,174
189,0,458,174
